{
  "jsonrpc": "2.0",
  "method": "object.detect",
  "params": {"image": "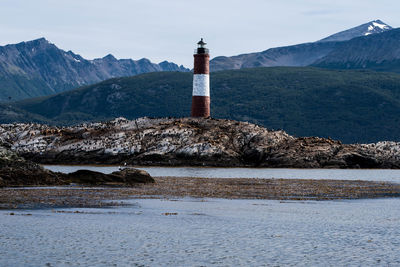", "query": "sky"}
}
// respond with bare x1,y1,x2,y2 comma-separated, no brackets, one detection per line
0,0,399,67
